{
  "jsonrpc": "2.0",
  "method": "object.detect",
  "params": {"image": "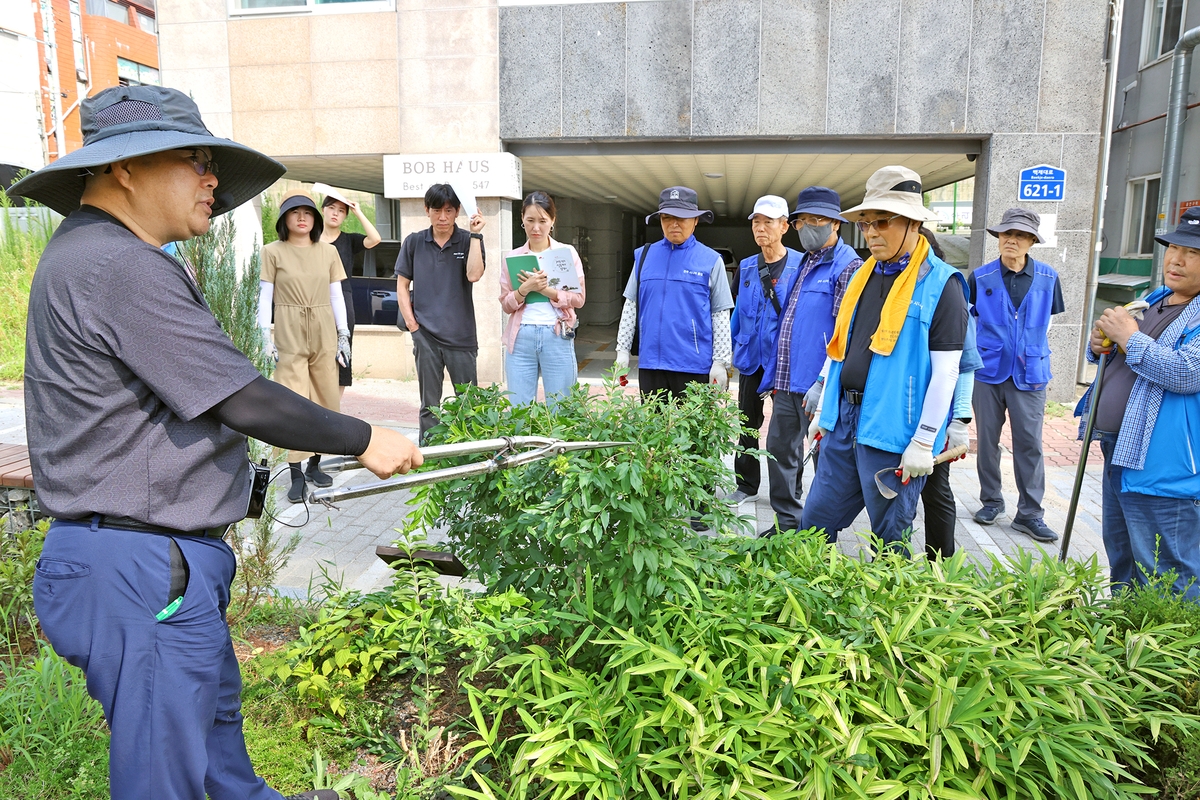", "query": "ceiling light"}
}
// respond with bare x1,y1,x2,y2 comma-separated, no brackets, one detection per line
603,195,618,201
703,173,724,179
712,199,726,204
